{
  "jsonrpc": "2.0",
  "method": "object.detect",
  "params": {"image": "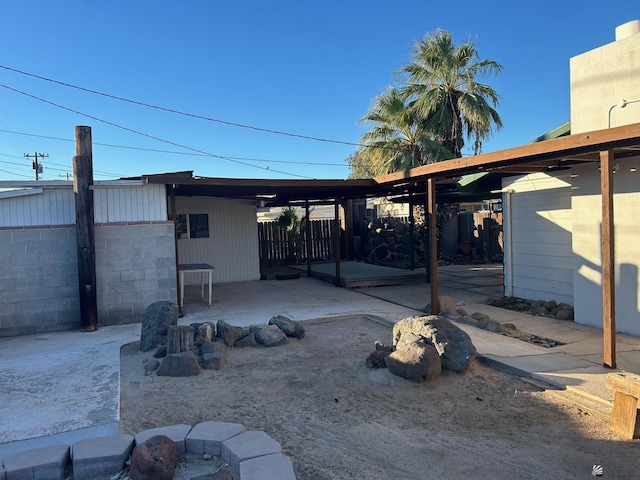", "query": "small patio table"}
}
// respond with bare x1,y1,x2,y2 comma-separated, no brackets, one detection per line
178,263,215,307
